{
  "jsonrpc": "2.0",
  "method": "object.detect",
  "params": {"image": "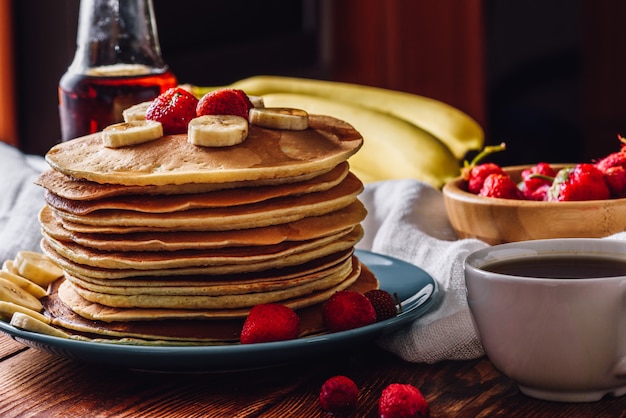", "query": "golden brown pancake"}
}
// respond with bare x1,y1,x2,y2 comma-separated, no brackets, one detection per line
41,227,363,279
65,258,354,310
42,162,349,214
56,256,362,320
59,249,352,286
48,173,363,232
35,165,337,200
63,255,354,297
39,200,367,251
44,115,363,186
42,226,361,271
